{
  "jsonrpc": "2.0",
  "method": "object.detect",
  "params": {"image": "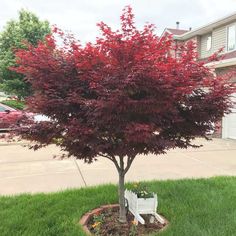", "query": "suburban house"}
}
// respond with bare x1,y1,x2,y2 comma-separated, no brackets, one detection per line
162,12,236,140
